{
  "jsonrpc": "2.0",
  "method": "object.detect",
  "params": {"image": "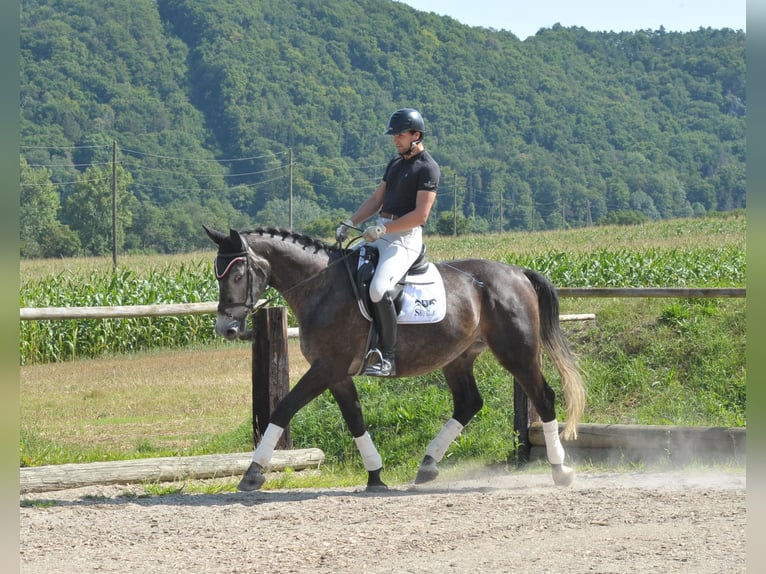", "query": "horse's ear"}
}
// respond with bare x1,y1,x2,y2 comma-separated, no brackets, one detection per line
203,225,227,246
229,228,248,251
